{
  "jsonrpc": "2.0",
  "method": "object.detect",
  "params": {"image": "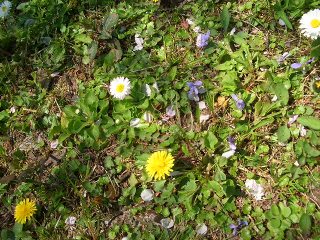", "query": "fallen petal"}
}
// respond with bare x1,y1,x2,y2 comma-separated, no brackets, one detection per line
160,218,174,229
222,150,235,159
50,139,59,149
65,216,77,226
200,114,210,123
196,223,208,235
291,62,302,69
141,189,154,202
130,118,141,128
